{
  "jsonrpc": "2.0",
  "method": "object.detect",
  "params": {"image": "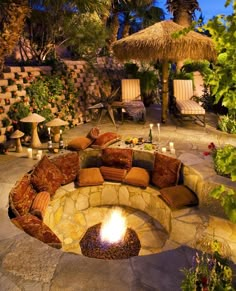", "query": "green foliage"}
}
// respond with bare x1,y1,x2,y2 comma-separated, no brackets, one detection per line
204,3,236,114
210,144,236,223
66,12,108,59
218,115,236,134
213,144,236,181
